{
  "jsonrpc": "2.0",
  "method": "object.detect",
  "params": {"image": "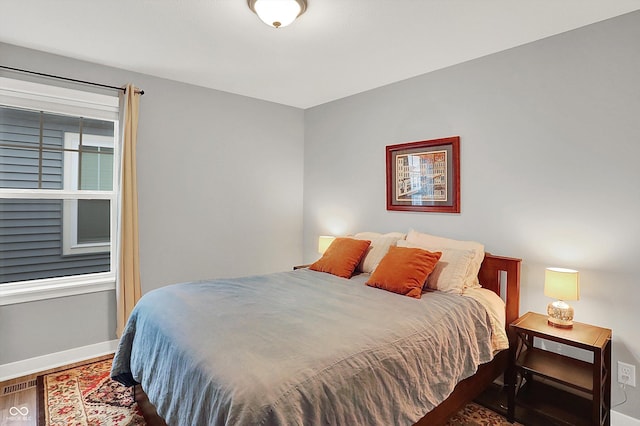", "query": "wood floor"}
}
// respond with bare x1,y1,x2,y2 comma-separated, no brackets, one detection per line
1,375,37,425
0,354,114,426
